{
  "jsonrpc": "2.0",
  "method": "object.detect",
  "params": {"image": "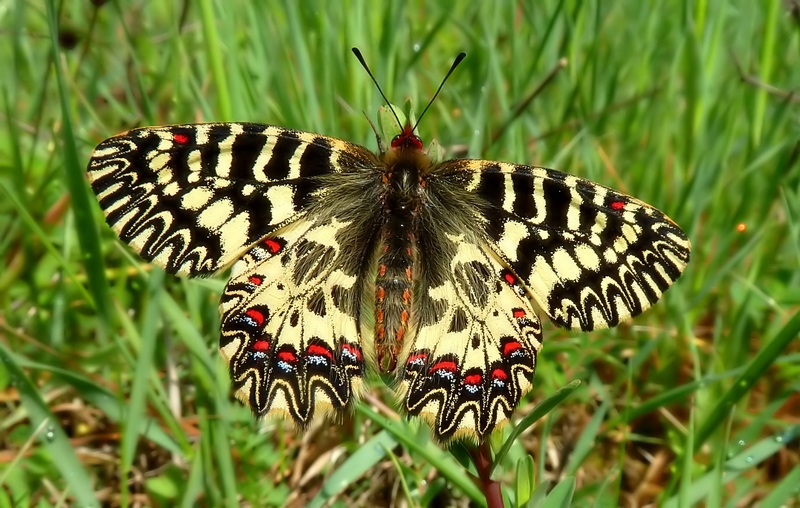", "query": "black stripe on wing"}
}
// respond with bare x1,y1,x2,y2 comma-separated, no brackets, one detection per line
87,123,377,276
433,160,691,331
